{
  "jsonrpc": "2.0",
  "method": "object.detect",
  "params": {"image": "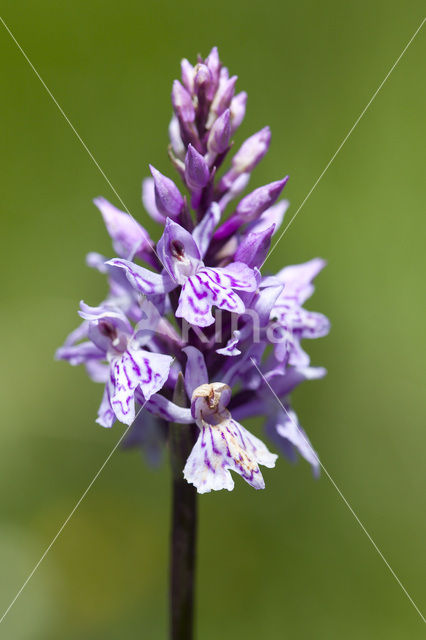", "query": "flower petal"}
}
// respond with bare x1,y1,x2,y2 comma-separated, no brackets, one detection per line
85,360,109,383
234,225,275,269
93,197,150,260
55,341,105,366
110,349,173,425
144,393,194,424
276,258,326,305
295,310,331,339
176,268,248,327
142,177,164,223
96,377,116,428
156,218,202,284
106,259,175,296
216,330,241,356
251,279,284,326
213,263,257,291
249,199,289,235
192,203,221,258
183,417,277,493
266,408,320,477
183,346,208,397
